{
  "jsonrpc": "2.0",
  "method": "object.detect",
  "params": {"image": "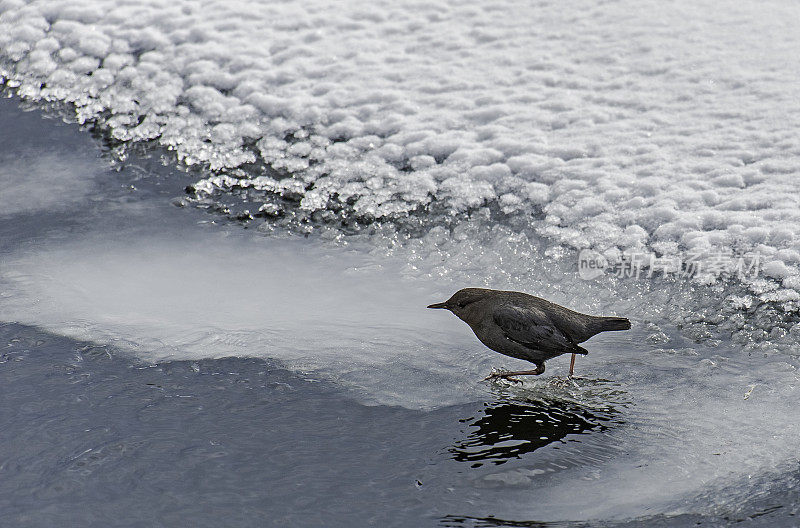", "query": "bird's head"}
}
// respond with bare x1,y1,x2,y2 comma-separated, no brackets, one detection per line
427,288,490,324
